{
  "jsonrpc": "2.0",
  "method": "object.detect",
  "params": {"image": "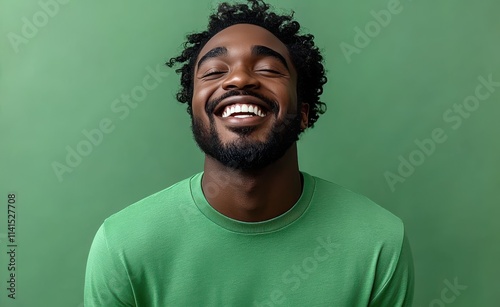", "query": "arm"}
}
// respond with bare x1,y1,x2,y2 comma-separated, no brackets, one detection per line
84,223,136,307
369,233,415,307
